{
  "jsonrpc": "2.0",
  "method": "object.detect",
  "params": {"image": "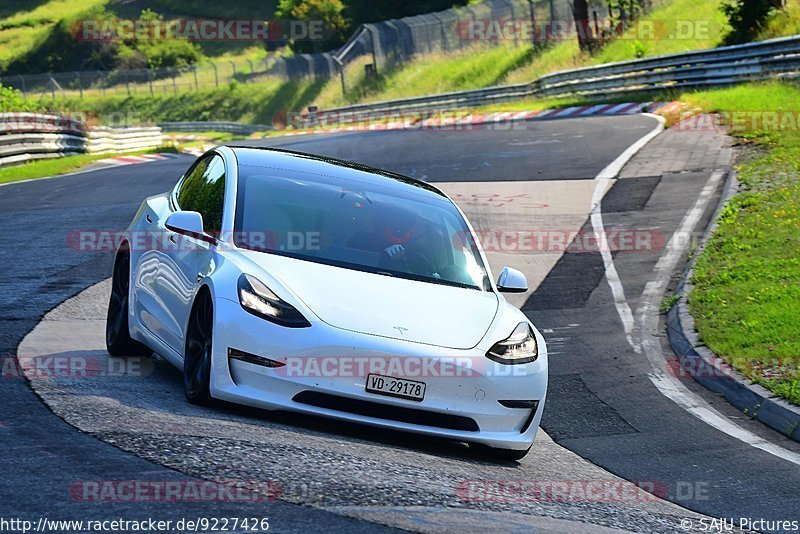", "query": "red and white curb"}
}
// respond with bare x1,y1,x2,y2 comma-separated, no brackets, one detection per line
94,153,182,167
274,101,698,137
180,145,215,157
